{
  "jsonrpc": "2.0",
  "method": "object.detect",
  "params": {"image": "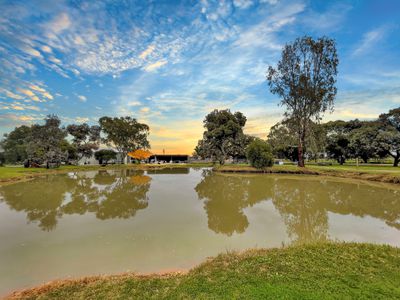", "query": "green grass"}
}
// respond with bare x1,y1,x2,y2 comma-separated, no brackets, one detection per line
8,243,400,299
0,163,214,183
215,163,400,184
